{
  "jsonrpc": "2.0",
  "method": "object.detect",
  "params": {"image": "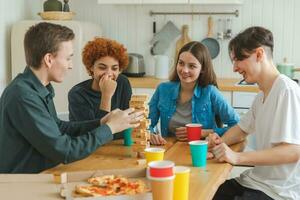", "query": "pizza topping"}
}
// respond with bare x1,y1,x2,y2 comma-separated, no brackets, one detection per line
75,175,149,197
